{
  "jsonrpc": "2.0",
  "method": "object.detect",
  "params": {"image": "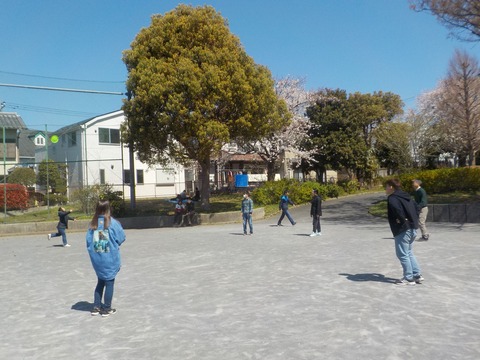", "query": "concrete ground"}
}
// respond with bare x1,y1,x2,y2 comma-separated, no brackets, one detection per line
1,192,479,360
